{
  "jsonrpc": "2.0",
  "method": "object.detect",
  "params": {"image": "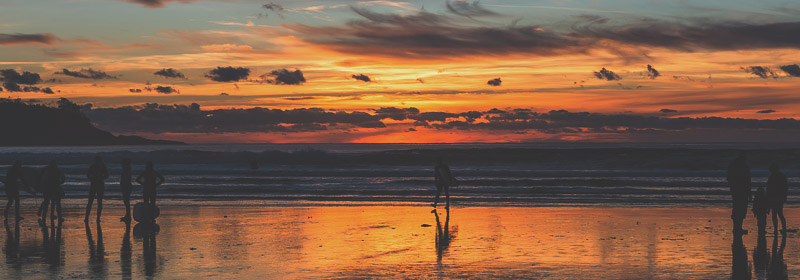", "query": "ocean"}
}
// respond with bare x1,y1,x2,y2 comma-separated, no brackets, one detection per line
0,143,797,207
